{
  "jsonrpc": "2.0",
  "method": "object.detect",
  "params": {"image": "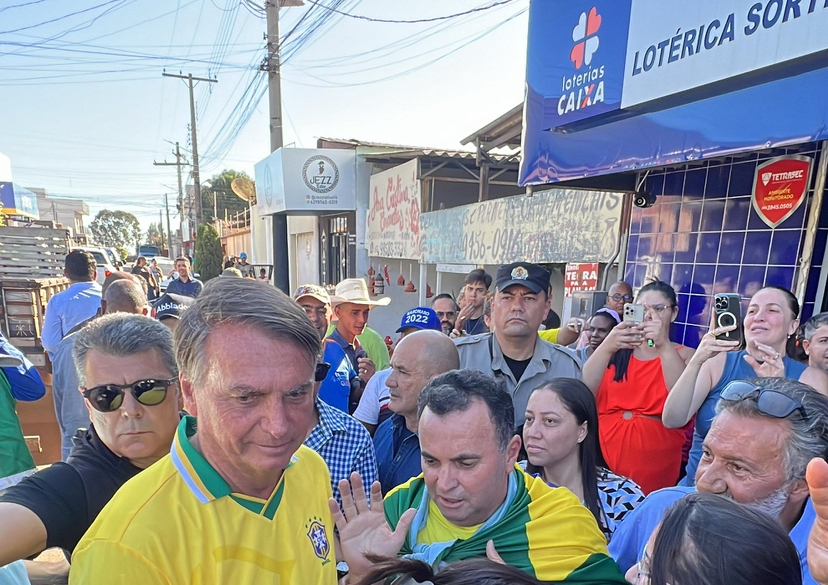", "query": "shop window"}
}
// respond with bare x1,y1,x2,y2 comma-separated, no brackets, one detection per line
664,173,685,197
684,168,706,198
743,231,772,265
697,233,721,264
705,166,730,198
728,162,757,197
